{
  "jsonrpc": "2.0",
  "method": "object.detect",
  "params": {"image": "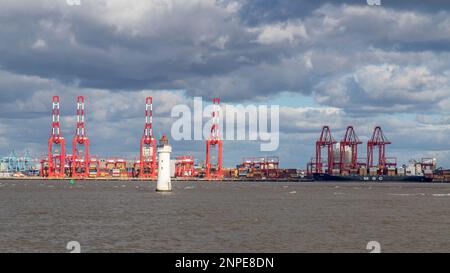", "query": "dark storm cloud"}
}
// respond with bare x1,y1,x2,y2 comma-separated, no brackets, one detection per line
238,0,450,26
238,0,361,25
0,0,278,93
1,0,449,104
